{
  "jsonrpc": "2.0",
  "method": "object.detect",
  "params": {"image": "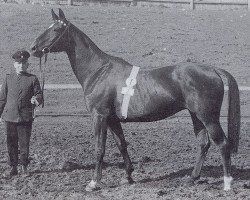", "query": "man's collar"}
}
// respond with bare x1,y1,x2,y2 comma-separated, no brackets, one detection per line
16,71,28,76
